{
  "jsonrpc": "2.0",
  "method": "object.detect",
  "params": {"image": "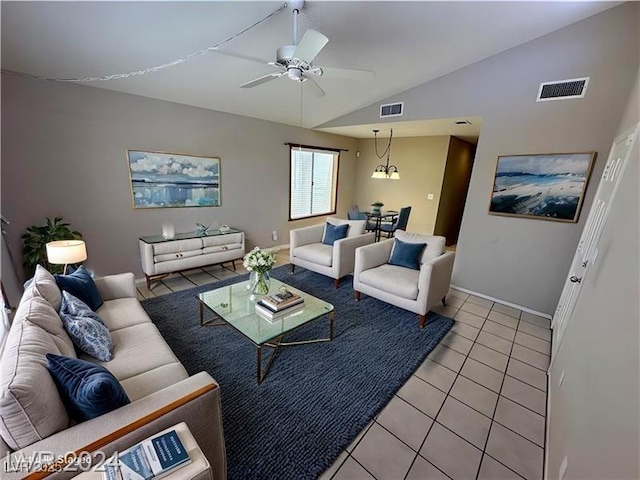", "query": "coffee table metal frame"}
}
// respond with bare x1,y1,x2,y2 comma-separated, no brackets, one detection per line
198,278,334,384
